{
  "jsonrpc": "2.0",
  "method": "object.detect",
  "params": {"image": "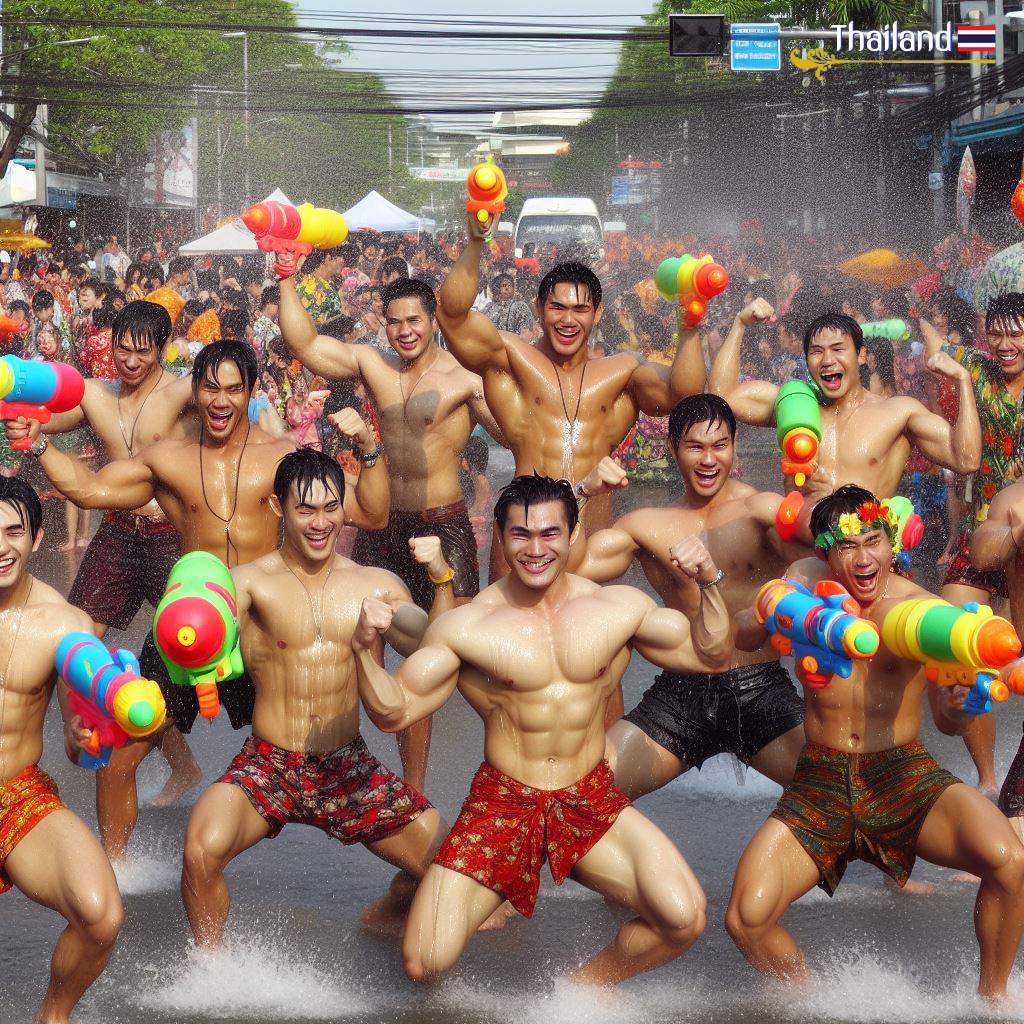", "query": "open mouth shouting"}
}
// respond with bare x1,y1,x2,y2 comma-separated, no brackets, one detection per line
207,407,234,432
692,465,721,491
995,349,1023,372
0,555,16,578
849,564,881,598
304,530,333,552
819,369,844,393
553,324,581,345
